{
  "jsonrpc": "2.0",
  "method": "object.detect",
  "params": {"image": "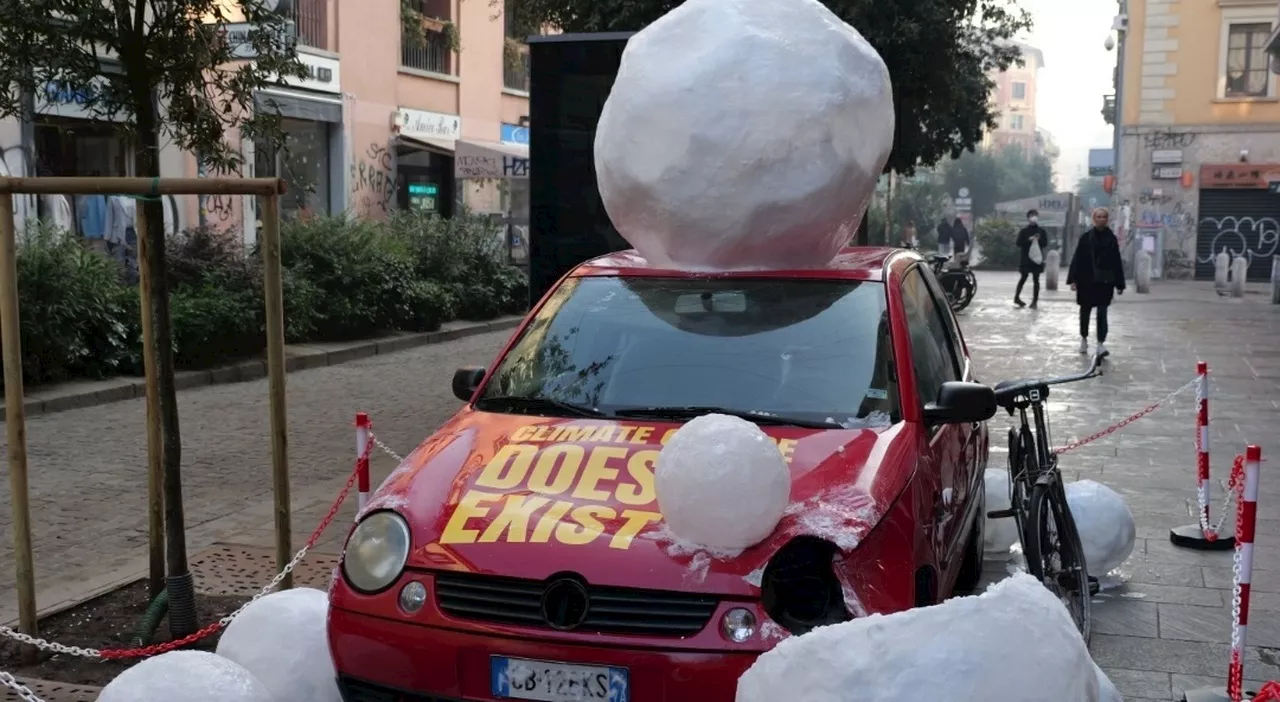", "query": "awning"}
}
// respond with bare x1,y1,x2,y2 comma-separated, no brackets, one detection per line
455,139,529,179
397,133,456,155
